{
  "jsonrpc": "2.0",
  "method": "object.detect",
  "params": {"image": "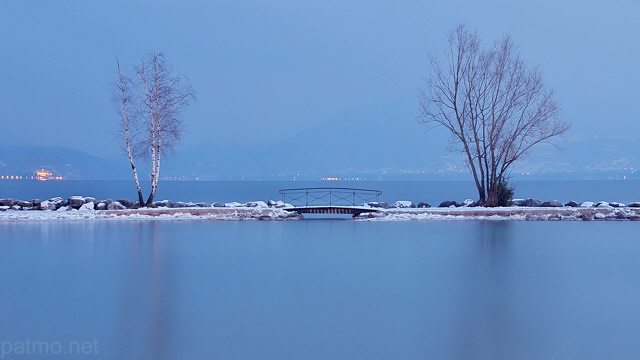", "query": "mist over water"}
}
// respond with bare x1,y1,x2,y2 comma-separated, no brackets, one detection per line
1,220,639,359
